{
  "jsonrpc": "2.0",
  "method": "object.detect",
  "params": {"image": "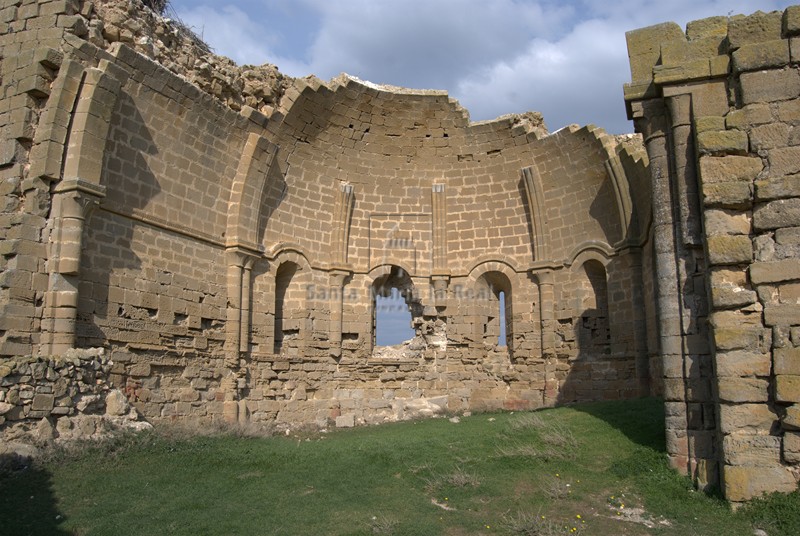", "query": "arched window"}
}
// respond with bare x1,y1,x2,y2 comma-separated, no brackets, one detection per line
498,290,507,347
578,260,610,352
274,261,300,354
375,288,414,346
372,266,418,349
476,271,513,354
